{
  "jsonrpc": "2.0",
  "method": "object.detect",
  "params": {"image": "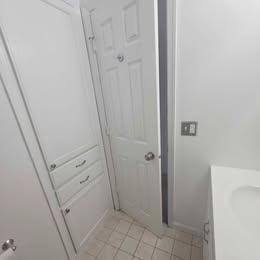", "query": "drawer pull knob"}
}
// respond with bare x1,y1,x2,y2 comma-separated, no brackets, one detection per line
80,175,90,184
50,163,57,170
64,208,70,215
76,160,86,168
